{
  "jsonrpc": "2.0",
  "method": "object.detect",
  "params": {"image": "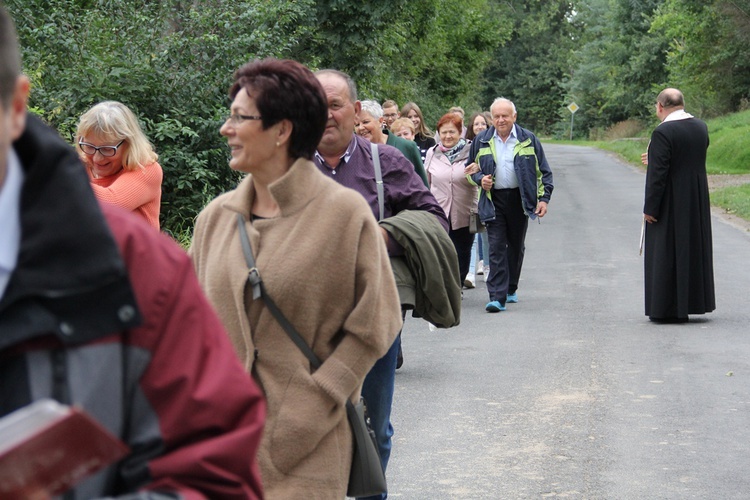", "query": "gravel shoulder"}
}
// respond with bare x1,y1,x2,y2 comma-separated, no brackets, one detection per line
707,173,750,190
